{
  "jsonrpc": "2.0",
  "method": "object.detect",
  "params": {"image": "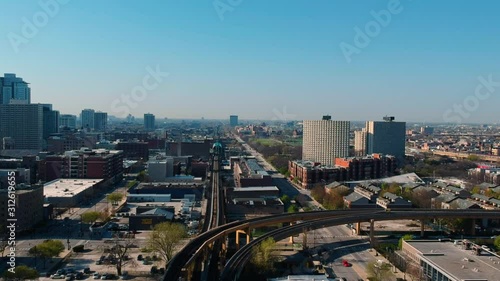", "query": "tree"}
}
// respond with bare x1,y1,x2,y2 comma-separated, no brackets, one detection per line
136,171,148,182
409,189,435,208
287,204,299,213
107,192,124,205
398,234,413,249
366,261,393,281
29,240,65,268
3,265,39,280
106,238,136,275
280,195,291,207
494,236,500,252
471,186,482,195
147,222,187,267
251,237,277,274
323,191,345,210
81,211,103,224
311,186,326,202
